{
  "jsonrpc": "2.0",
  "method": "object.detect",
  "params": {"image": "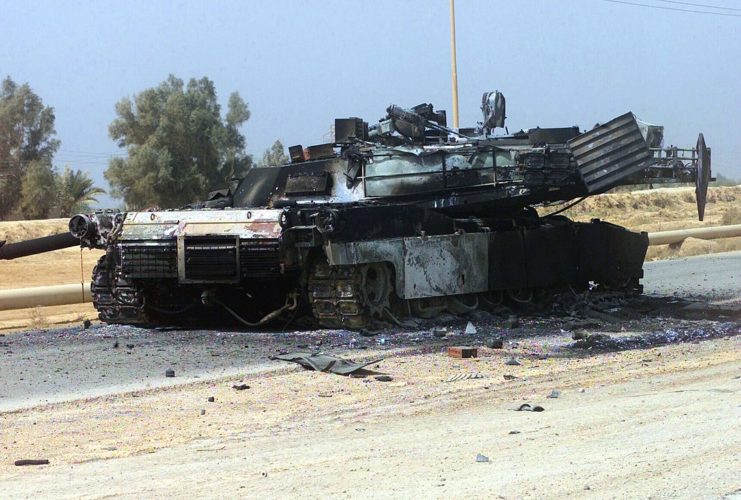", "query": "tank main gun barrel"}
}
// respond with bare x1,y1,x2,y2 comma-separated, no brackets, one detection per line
0,232,80,260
